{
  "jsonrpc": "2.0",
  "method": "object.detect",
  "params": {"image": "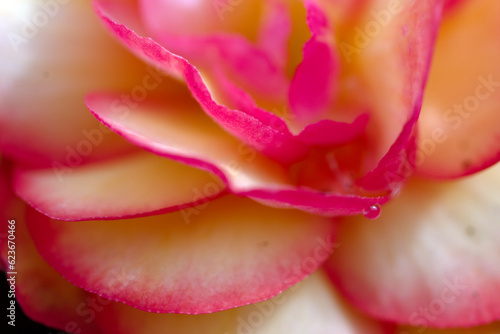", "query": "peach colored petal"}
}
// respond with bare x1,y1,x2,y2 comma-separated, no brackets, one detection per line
86,93,292,191
87,93,389,215
94,0,310,164
417,0,500,178
14,152,225,221
140,0,288,100
1,202,388,334
334,0,443,191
